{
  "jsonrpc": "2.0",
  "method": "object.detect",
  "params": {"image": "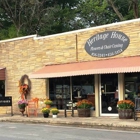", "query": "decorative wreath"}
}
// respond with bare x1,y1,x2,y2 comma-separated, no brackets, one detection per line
19,75,31,96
